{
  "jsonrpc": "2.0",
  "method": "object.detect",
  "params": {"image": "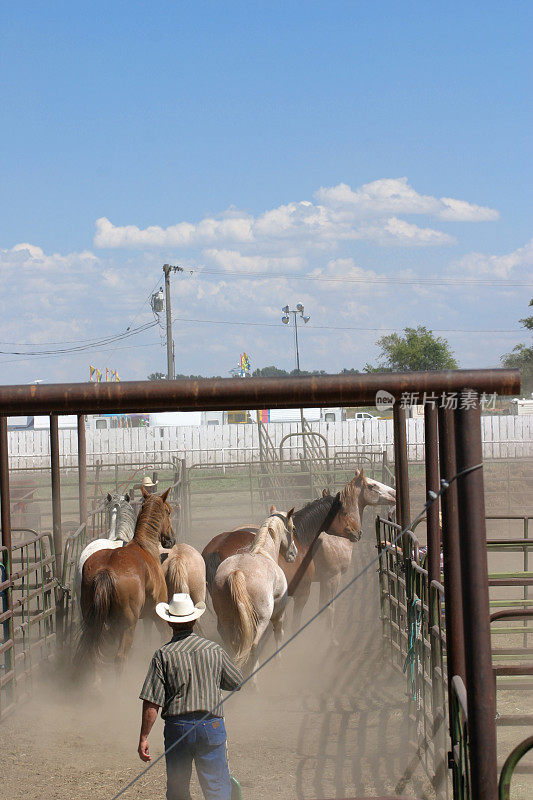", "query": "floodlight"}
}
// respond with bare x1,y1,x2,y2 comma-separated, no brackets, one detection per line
303,315,310,323
282,316,290,324
282,305,289,314
296,303,304,312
